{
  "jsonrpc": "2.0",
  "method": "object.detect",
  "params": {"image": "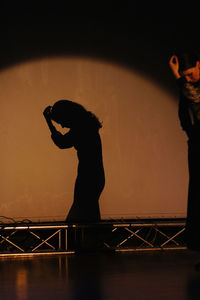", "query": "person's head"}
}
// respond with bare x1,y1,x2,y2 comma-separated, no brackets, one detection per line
177,51,200,83
51,99,102,129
